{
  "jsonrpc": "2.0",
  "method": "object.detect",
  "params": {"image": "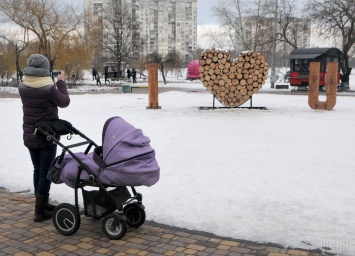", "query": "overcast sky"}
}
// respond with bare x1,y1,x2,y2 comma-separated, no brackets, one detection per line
197,0,219,25
197,0,308,25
